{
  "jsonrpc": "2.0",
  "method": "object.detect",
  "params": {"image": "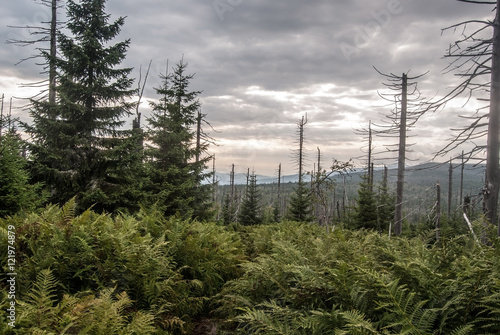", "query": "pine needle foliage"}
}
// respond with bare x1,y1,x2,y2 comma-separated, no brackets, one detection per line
145,59,213,220
0,131,44,217
25,0,137,213
238,173,263,226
